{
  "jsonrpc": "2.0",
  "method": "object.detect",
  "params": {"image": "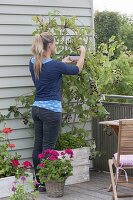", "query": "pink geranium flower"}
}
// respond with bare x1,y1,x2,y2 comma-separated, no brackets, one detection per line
61,151,65,156
43,149,59,159
43,149,51,155
37,148,74,183
65,148,74,158
38,153,44,159
49,150,59,157
48,155,58,161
